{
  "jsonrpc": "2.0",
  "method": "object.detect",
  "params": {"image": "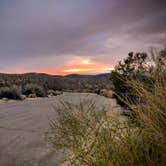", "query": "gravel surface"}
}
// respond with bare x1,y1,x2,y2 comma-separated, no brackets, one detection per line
0,93,117,166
